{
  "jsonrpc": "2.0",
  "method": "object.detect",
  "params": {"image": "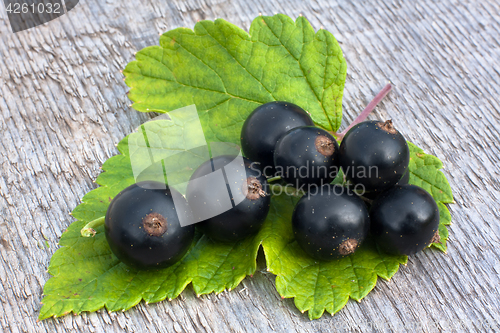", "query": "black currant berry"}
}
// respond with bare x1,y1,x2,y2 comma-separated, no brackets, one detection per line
339,120,410,193
105,181,195,270
370,184,440,255
240,101,314,177
292,185,370,261
186,155,271,242
274,126,339,187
